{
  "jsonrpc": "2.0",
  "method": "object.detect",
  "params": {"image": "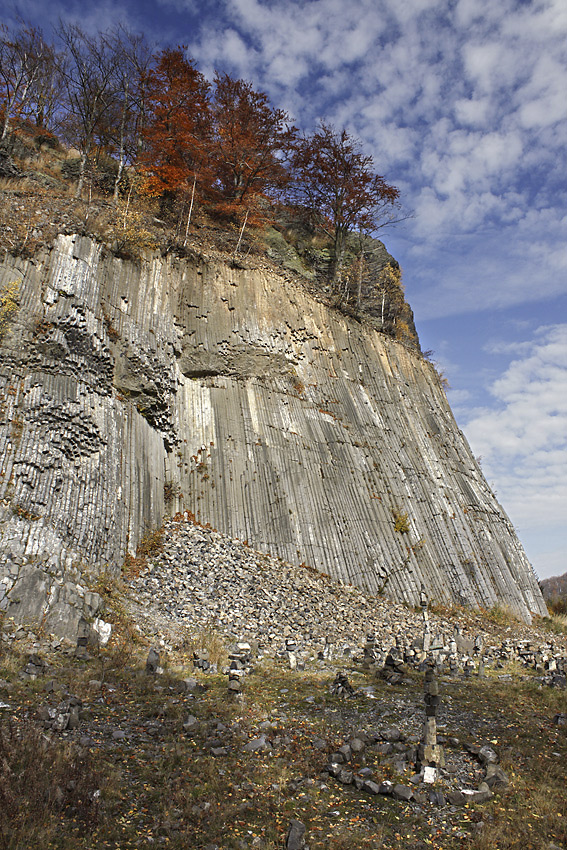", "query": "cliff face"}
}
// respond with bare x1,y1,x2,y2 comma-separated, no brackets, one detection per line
0,234,547,632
